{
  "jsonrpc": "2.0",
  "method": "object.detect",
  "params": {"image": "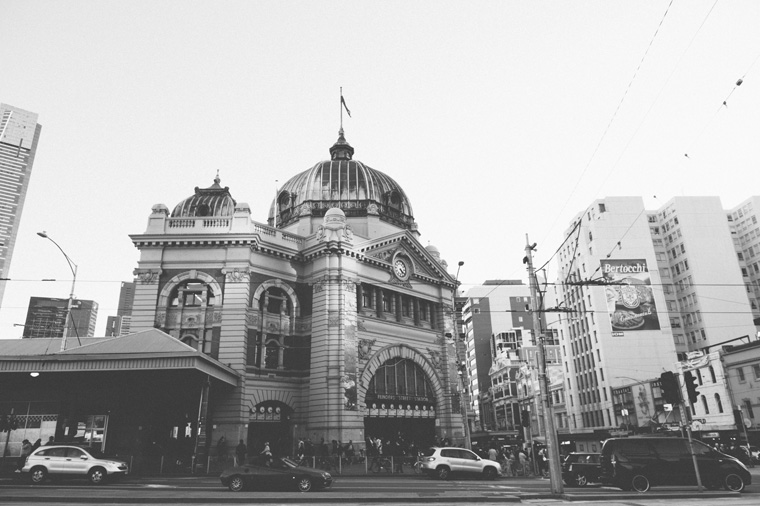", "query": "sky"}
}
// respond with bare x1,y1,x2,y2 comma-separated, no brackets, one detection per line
0,0,758,338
